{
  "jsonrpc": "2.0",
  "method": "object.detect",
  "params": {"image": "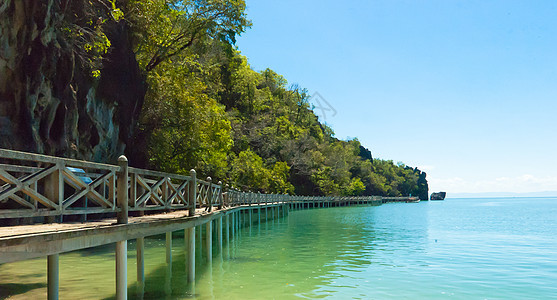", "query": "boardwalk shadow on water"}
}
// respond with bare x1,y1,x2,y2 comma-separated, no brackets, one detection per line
0,282,46,299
